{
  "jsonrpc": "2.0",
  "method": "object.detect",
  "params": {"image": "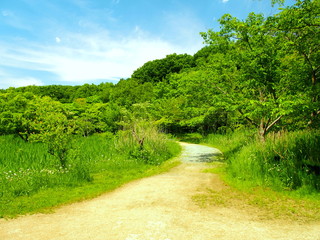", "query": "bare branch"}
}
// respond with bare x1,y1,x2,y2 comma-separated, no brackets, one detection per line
266,115,283,133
